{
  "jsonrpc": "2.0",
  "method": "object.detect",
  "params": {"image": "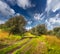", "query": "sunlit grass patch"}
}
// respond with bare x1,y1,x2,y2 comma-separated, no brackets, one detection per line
0,38,29,54
13,38,38,54
25,38,47,54
24,32,36,37
0,30,22,45
45,36,60,54
0,35,21,45
38,35,46,41
0,31,9,39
